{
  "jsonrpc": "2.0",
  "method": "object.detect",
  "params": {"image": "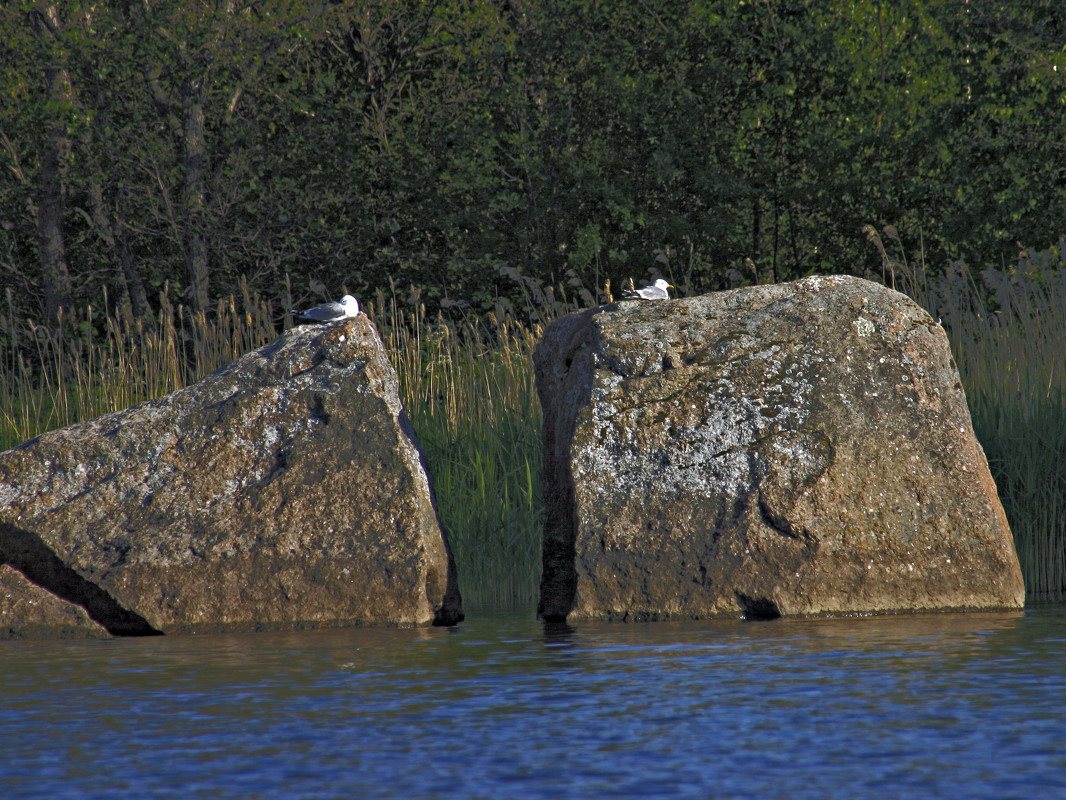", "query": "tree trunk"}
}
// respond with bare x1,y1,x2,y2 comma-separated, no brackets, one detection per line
112,187,150,317
181,78,210,315
33,6,74,322
751,194,762,271
89,175,150,317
